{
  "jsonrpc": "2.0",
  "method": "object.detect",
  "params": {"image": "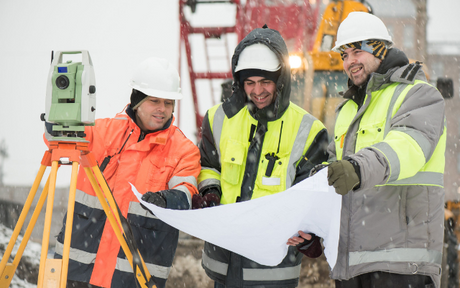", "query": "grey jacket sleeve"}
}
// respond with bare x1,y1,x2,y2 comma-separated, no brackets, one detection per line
351,82,445,191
